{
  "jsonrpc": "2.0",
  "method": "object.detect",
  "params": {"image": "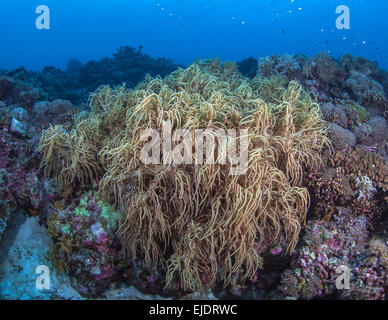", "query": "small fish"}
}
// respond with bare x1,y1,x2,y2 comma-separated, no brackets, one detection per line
325,40,329,45
281,29,285,35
